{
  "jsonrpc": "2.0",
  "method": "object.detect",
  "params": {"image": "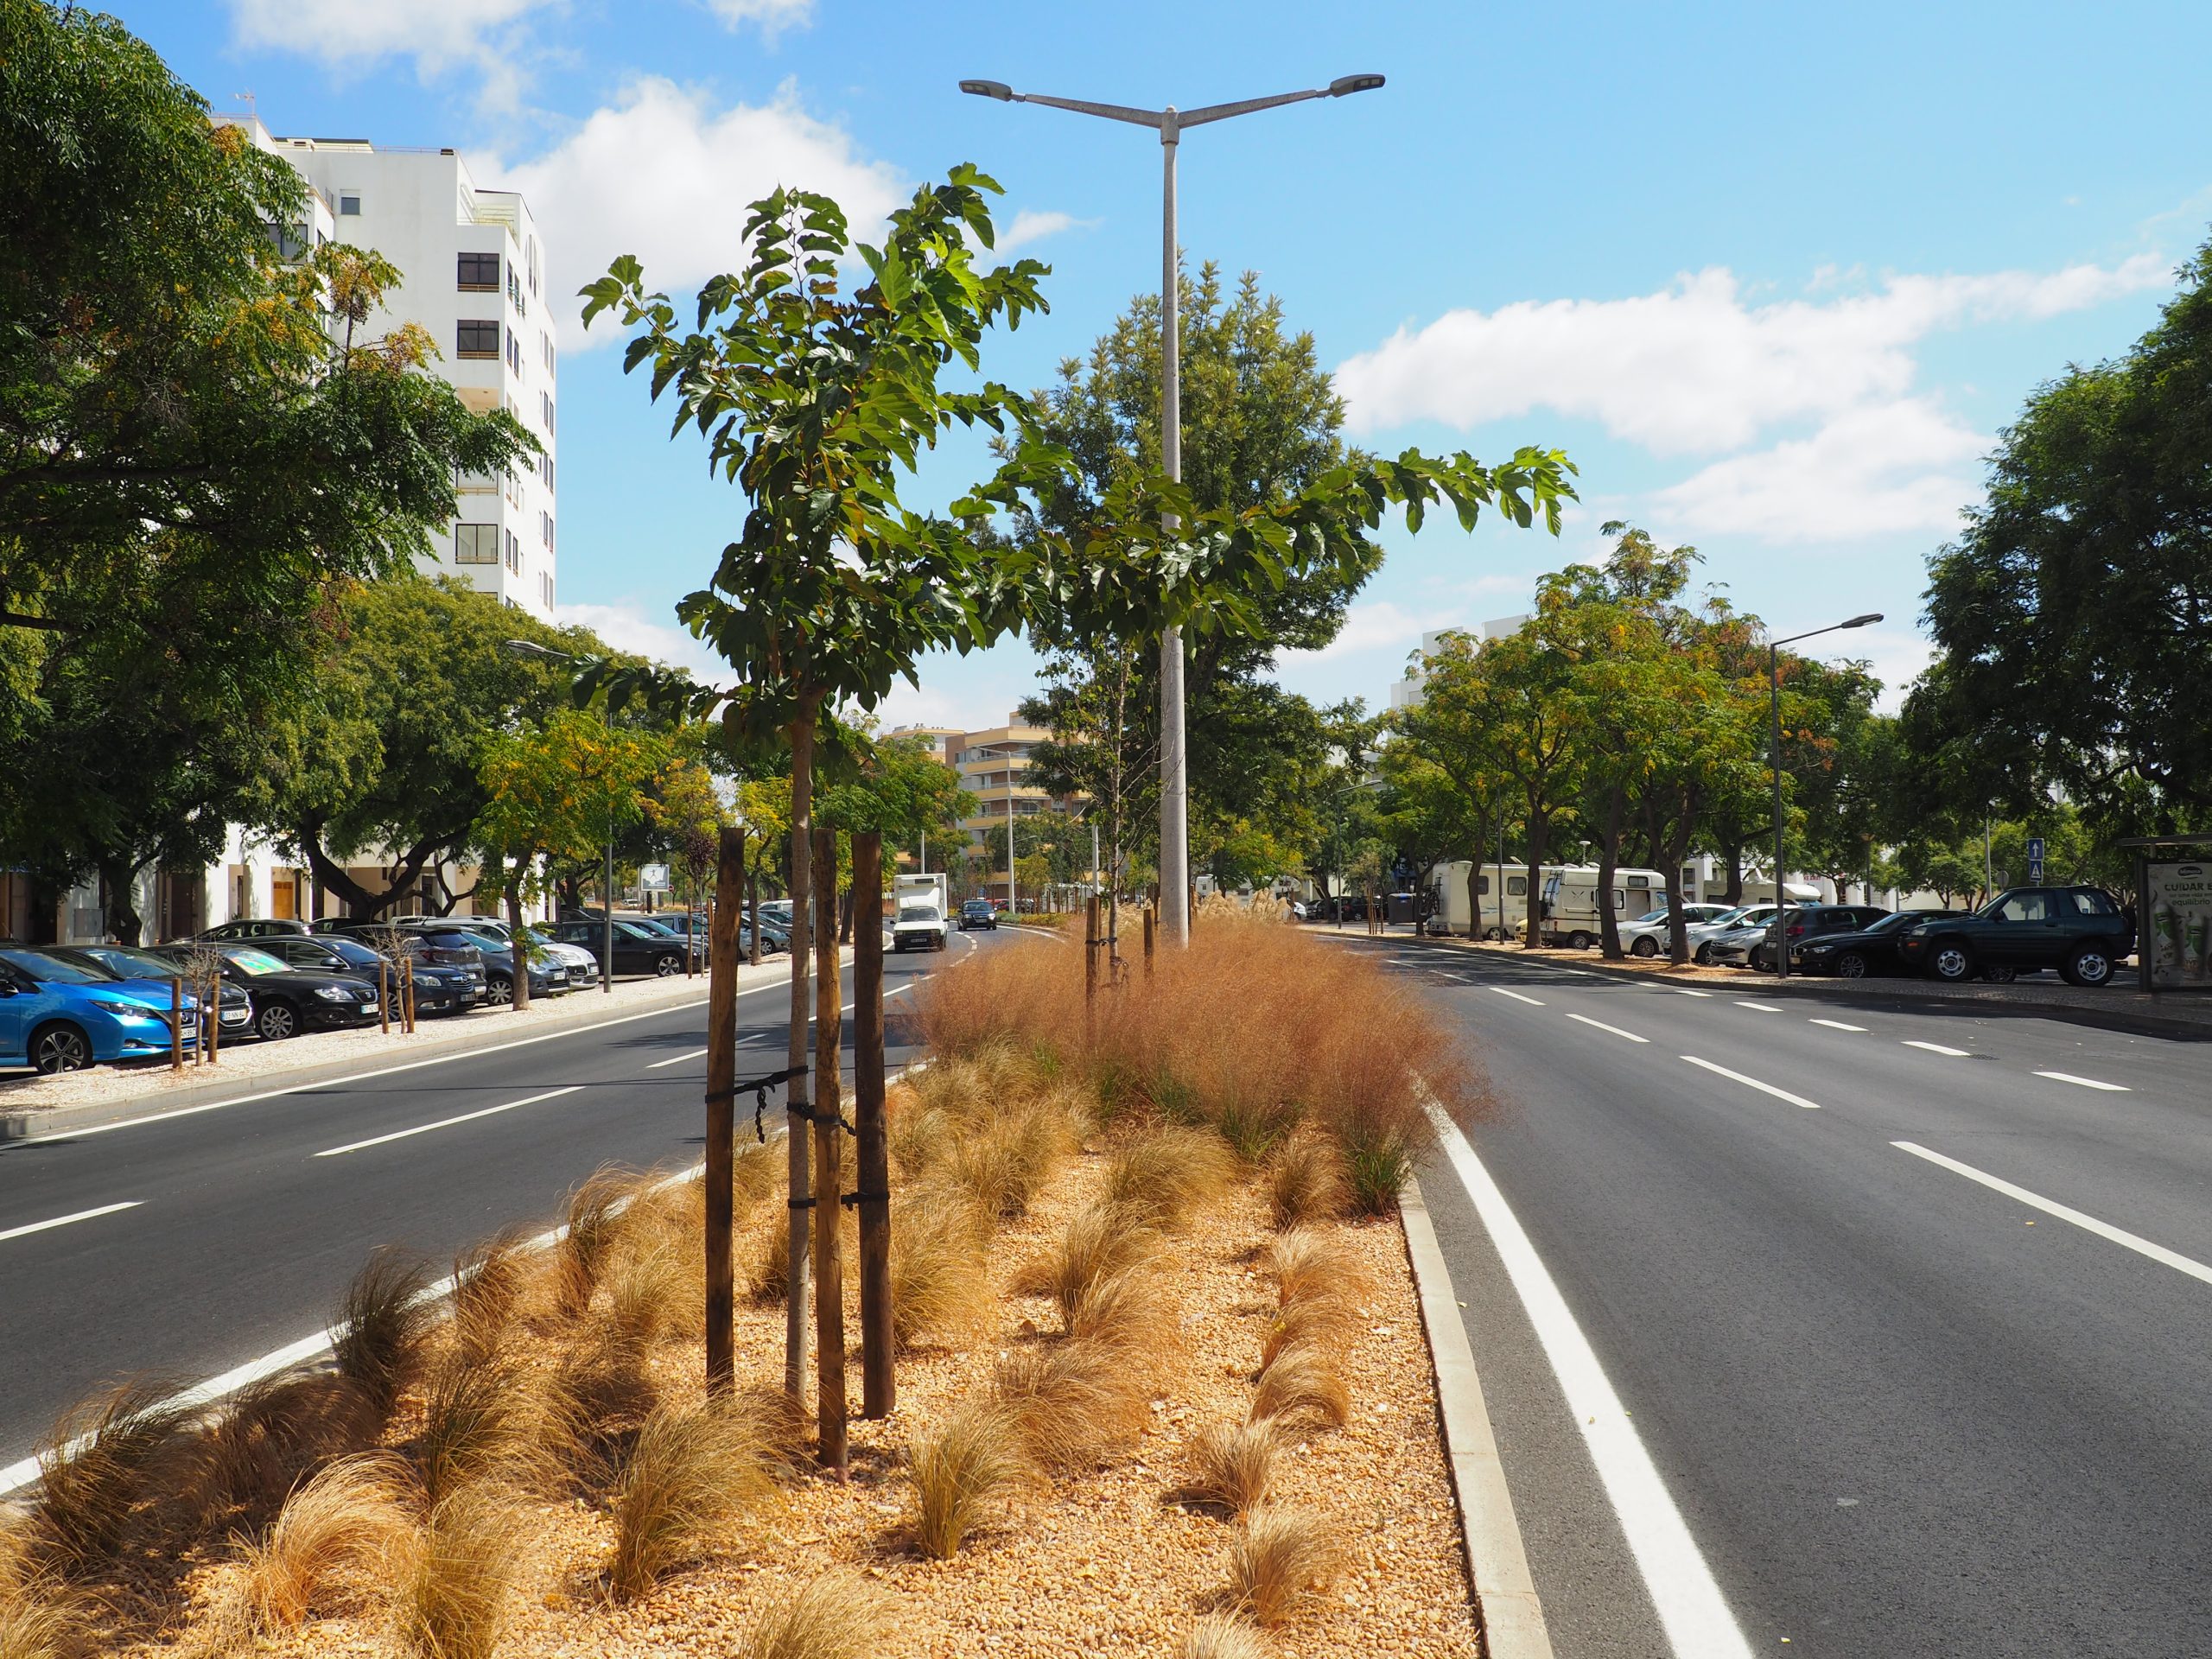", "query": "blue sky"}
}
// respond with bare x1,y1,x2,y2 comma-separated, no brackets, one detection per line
125,0,2212,726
